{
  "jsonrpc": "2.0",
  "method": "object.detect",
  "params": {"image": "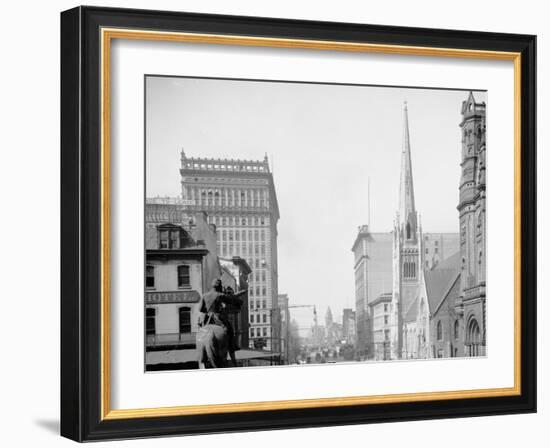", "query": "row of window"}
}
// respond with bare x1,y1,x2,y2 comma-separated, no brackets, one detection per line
217,242,266,257
250,299,269,309
183,162,267,172
211,215,267,227
403,260,417,279
219,228,267,242
145,265,190,289
250,327,269,338
158,228,189,249
146,306,191,335
250,314,269,323
248,286,269,297
436,319,461,341
183,187,268,208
